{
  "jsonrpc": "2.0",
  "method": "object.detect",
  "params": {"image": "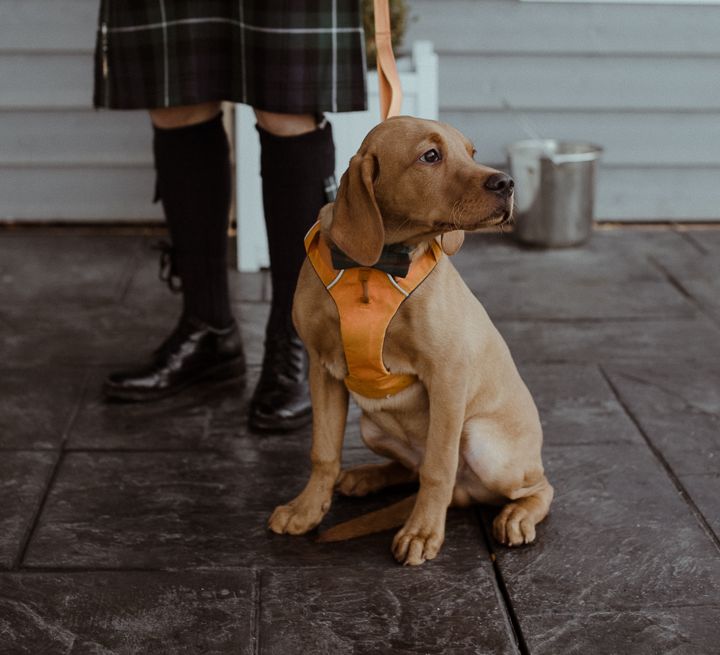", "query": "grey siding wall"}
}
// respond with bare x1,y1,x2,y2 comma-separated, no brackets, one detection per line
0,0,159,221
406,0,720,221
1,0,719,221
